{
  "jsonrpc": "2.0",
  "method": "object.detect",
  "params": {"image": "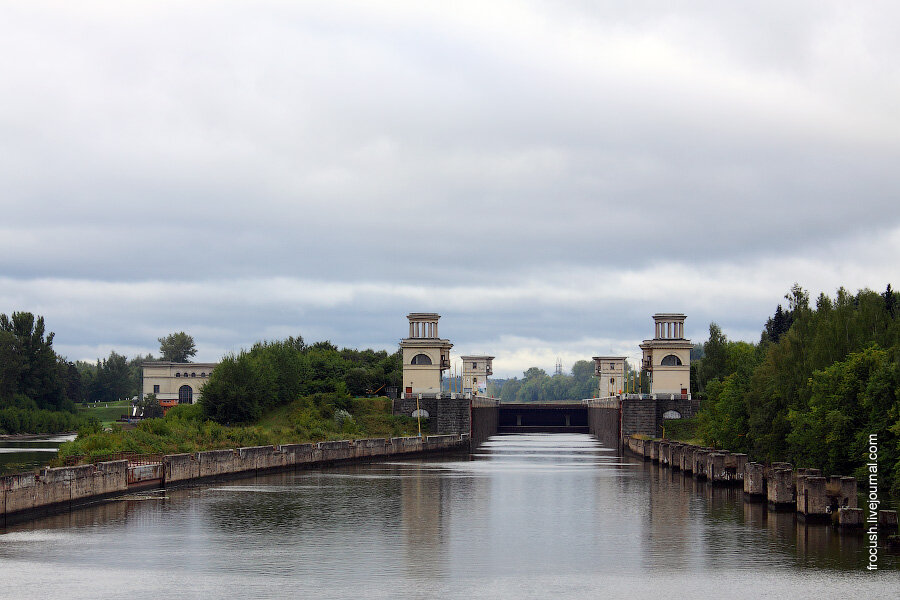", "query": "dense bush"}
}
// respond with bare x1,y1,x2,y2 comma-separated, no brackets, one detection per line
0,406,96,435
57,394,418,462
201,338,401,424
